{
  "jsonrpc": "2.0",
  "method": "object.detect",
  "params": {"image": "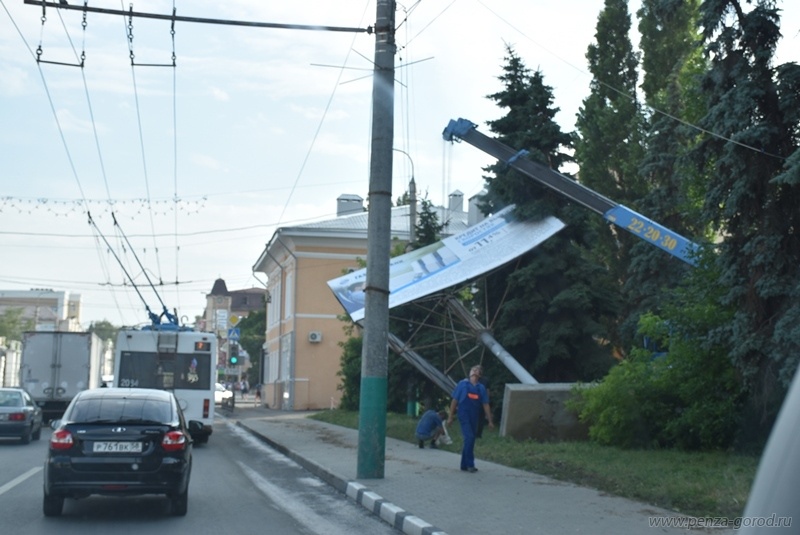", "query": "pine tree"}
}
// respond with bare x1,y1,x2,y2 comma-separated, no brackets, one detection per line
477,45,619,382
